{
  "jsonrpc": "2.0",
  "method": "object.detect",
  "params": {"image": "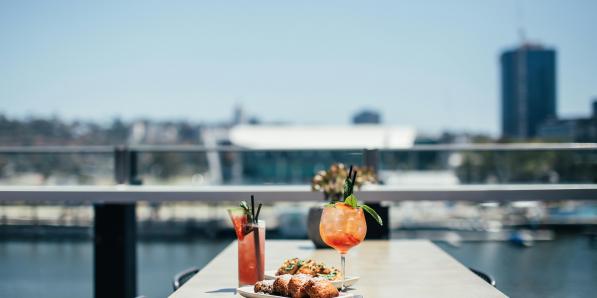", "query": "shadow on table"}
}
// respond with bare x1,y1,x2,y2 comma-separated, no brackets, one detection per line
205,288,237,294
